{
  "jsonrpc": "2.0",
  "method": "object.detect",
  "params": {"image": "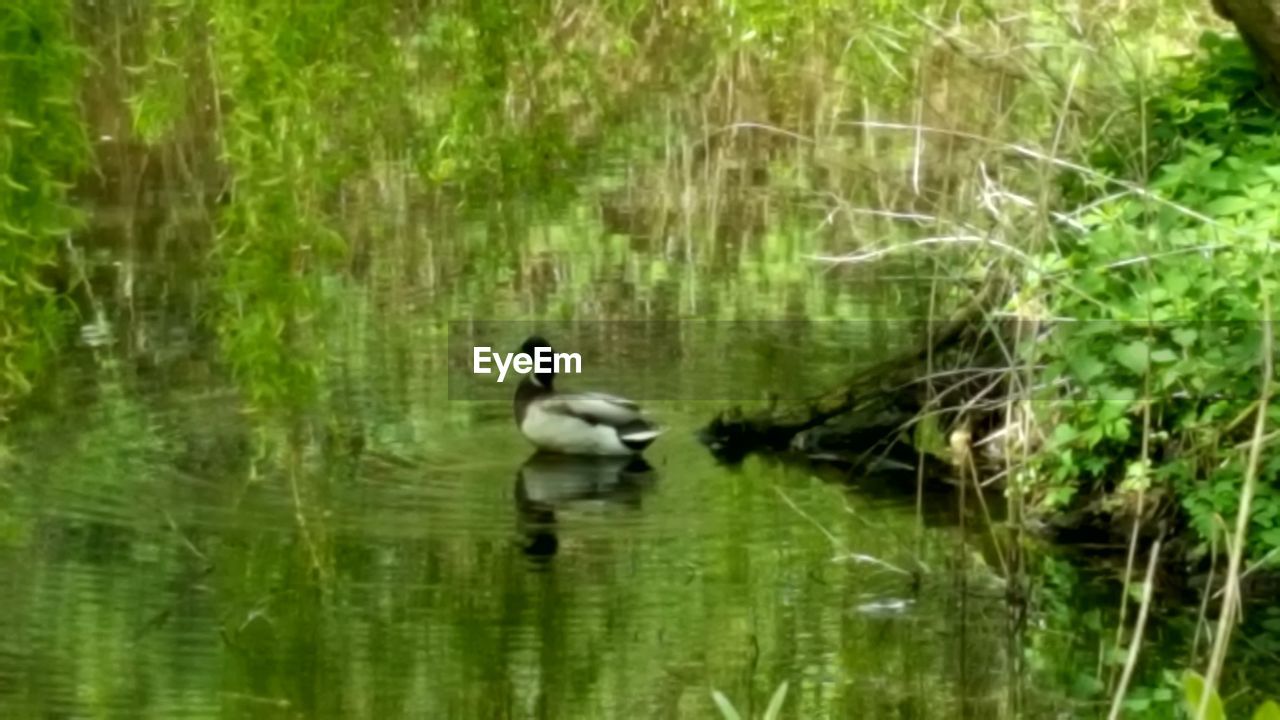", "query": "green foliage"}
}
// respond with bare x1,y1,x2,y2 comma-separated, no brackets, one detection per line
1183,671,1280,720
0,0,85,416
1029,34,1280,561
1186,672,1227,720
